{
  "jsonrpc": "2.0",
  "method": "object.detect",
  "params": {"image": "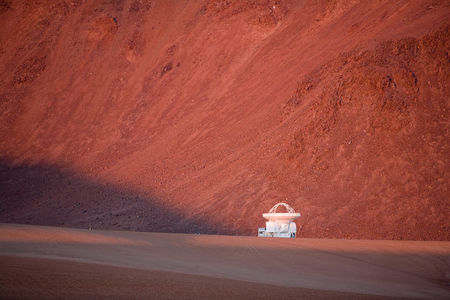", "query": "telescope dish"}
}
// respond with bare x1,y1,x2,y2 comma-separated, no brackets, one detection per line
263,202,300,222
268,202,296,213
